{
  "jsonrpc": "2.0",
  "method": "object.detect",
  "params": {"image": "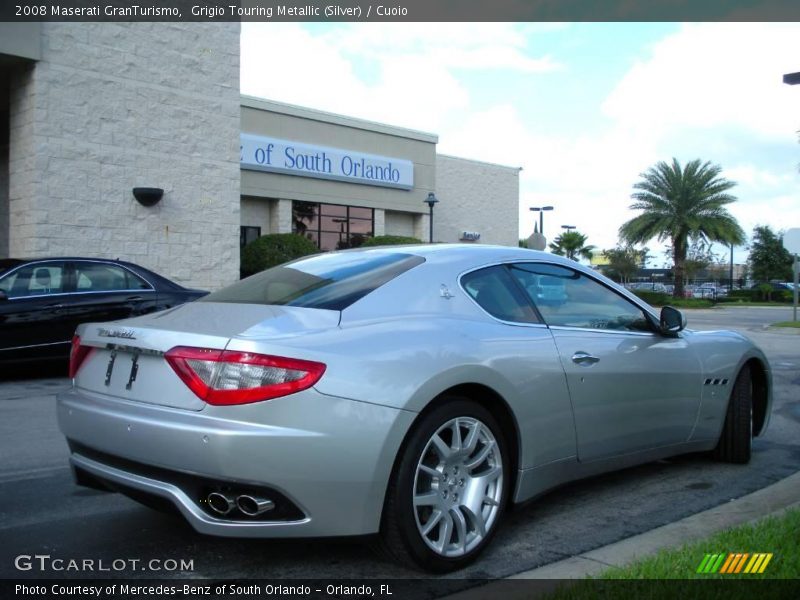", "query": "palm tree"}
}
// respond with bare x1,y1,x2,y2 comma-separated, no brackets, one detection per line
549,231,595,261
619,158,745,298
